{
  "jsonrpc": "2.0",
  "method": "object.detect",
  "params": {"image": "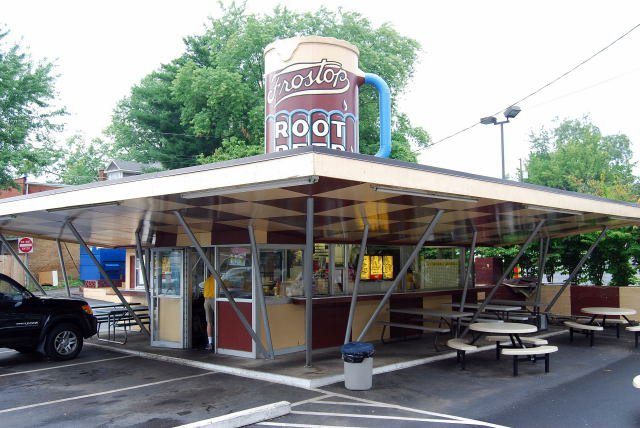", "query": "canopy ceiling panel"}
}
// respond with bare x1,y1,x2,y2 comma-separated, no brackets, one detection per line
0,148,638,248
